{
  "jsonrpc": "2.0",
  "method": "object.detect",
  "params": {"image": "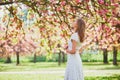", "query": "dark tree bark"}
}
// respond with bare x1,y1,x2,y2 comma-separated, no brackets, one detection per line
113,47,118,65
16,52,20,65
58,50,61,66
5,56,12,63
0,2,14,5
62,51,65,63
103,49,108,64
34,53,37,63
